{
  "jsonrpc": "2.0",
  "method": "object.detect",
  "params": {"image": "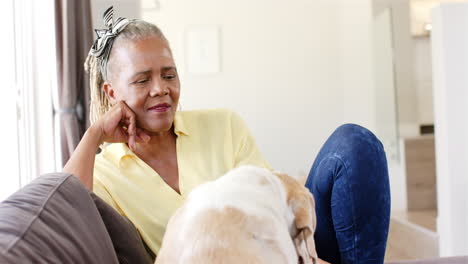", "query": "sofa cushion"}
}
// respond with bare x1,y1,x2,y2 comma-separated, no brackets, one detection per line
0,173,118,264
90,192,155,264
